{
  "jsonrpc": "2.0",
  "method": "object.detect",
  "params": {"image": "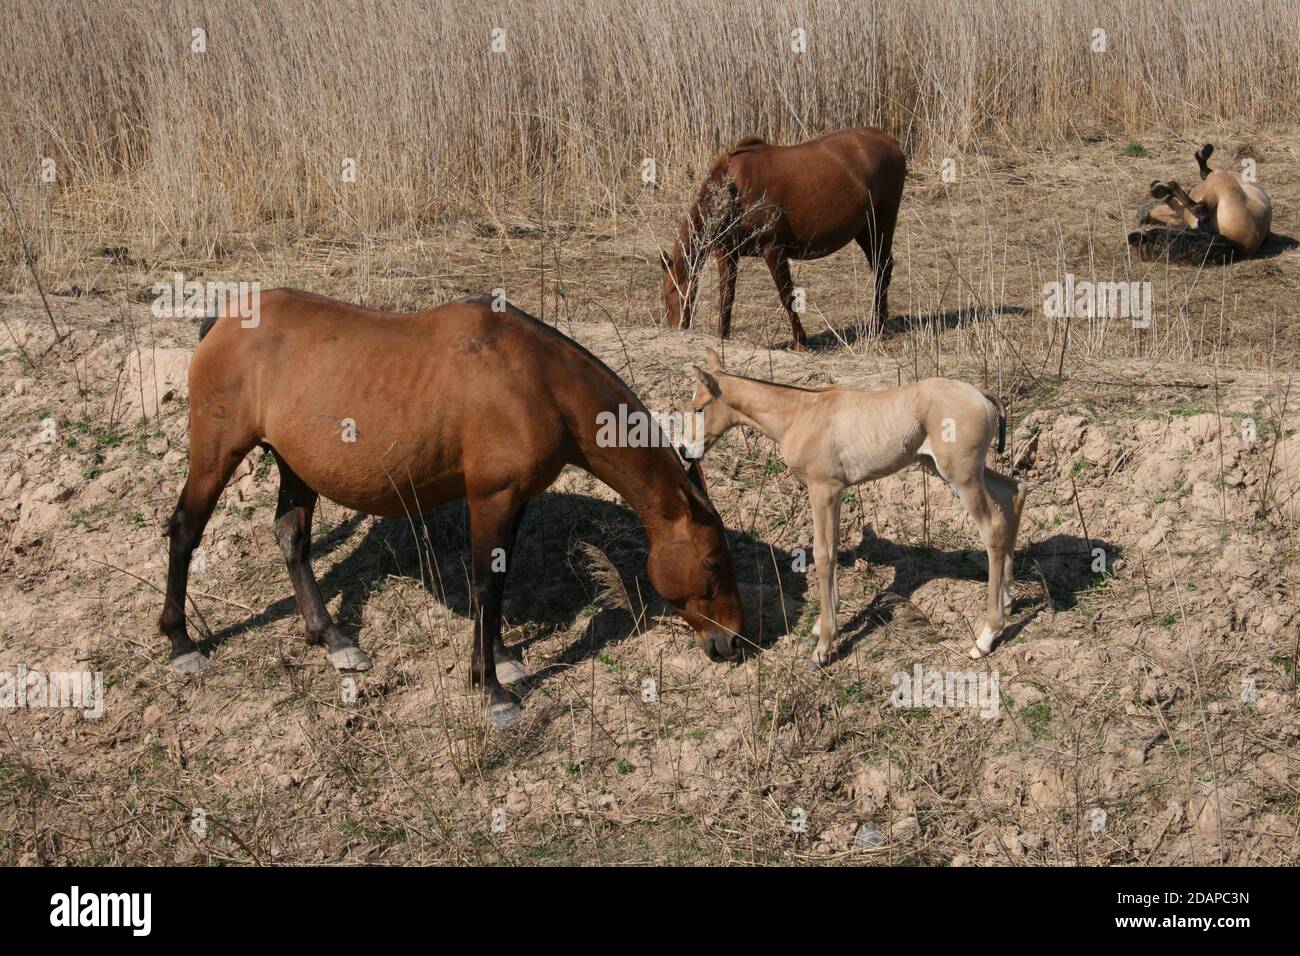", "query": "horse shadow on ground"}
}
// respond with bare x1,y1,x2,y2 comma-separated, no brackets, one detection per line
826,528,1117,660
201,488,1113,680
800,304,1029,352
1128,227,1298,265
199,492,808,678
